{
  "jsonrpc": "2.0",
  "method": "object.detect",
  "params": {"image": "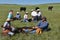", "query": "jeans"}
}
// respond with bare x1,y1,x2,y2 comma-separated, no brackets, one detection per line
23,19,28,22
30,30,36,34
33,16,37,22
